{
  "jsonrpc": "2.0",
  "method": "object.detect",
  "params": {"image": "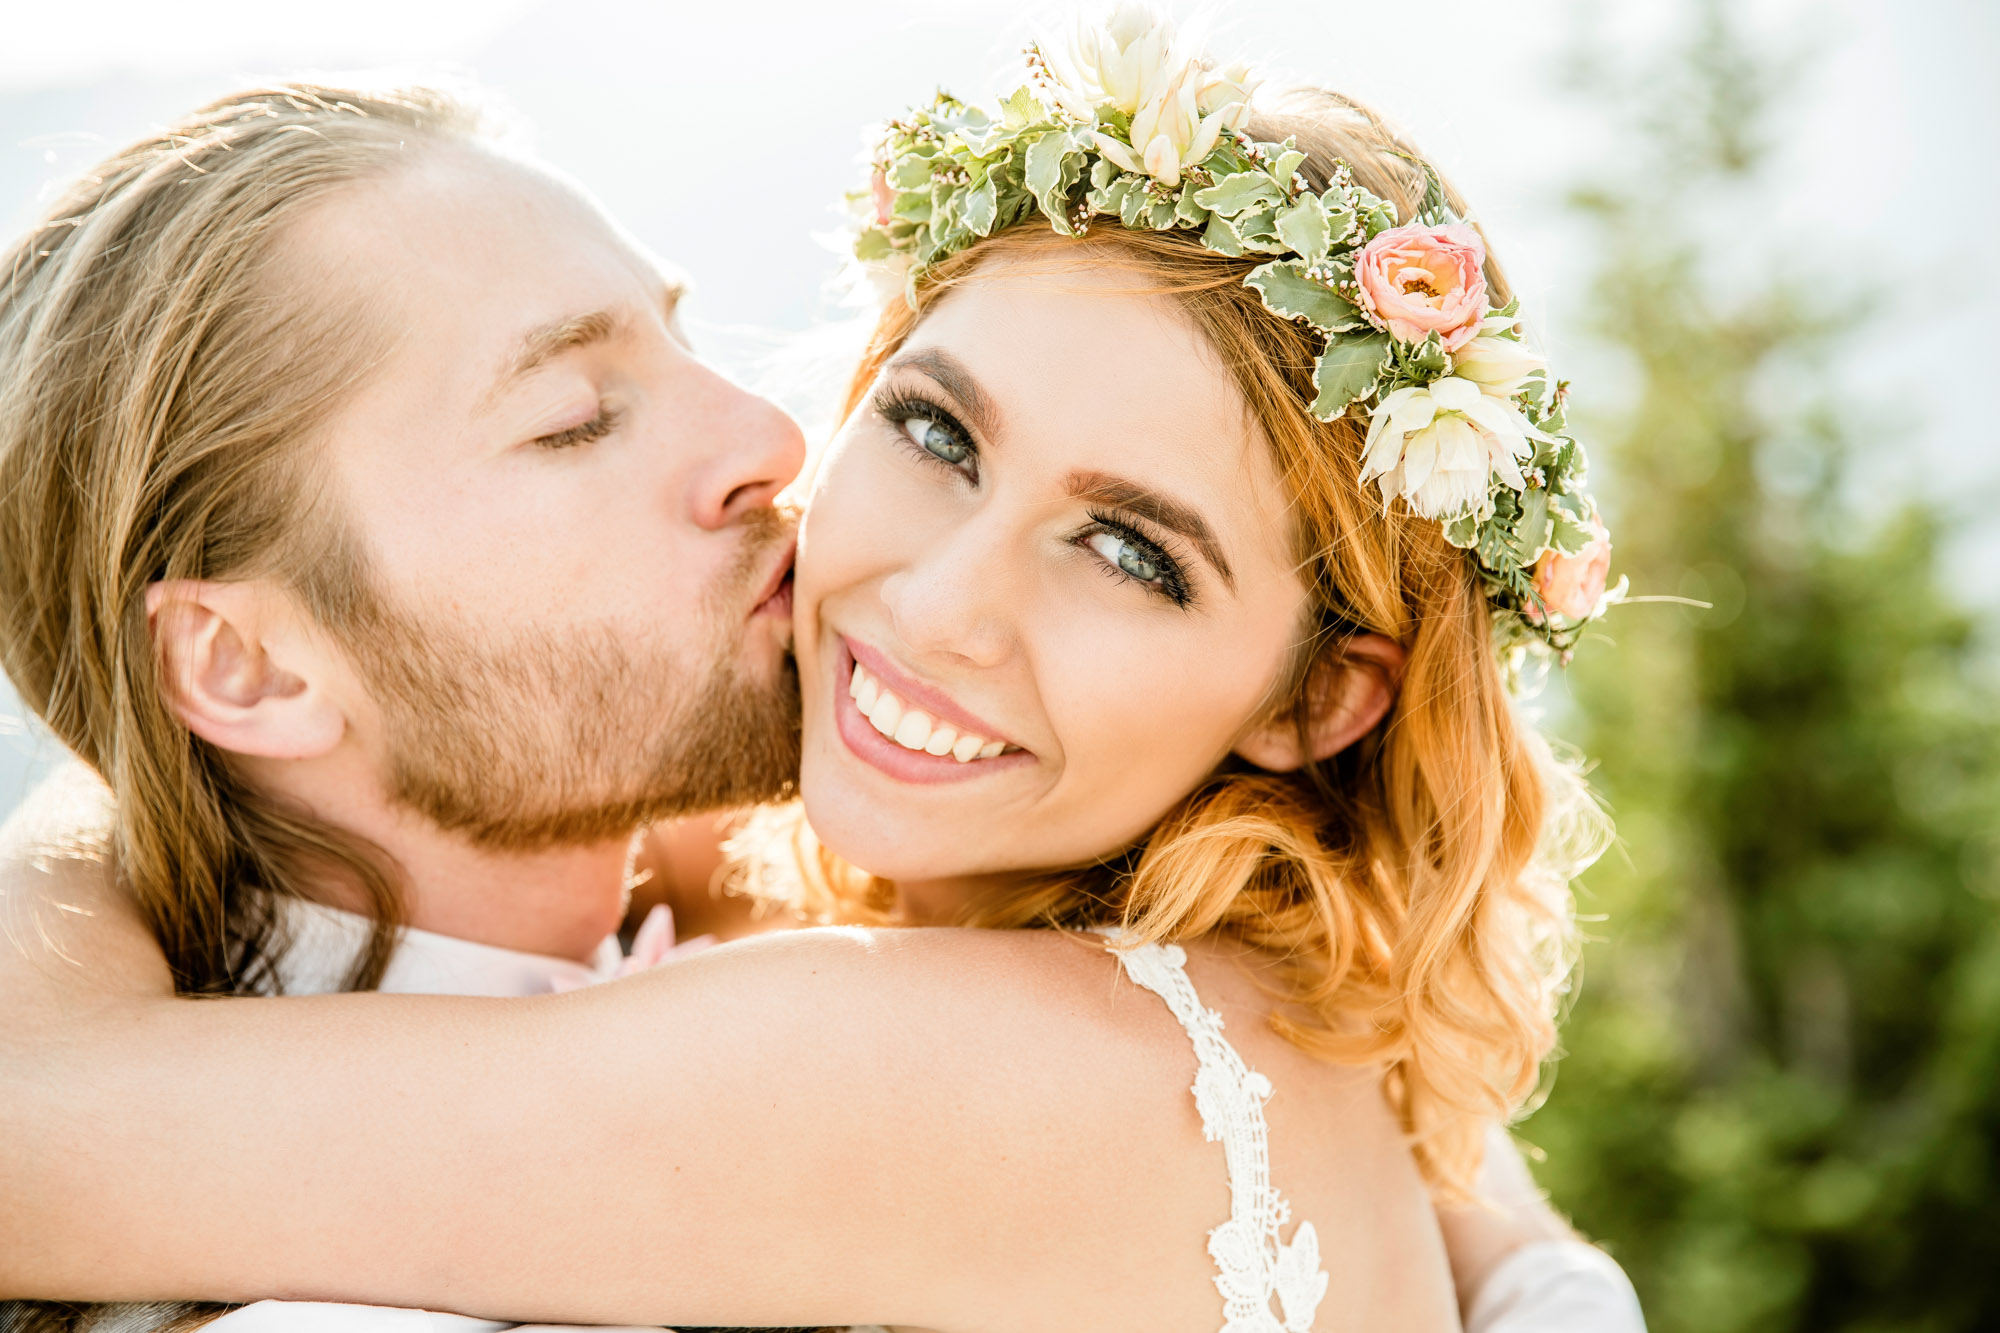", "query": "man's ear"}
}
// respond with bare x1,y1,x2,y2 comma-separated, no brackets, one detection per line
145,580,346,761
1233,633,1406,773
